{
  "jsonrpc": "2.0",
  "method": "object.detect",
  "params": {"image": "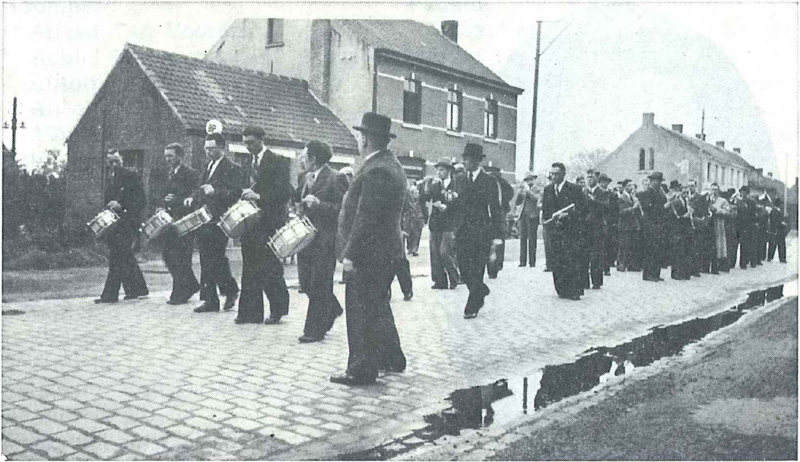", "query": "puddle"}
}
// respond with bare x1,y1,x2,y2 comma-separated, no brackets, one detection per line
339,283,788,460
